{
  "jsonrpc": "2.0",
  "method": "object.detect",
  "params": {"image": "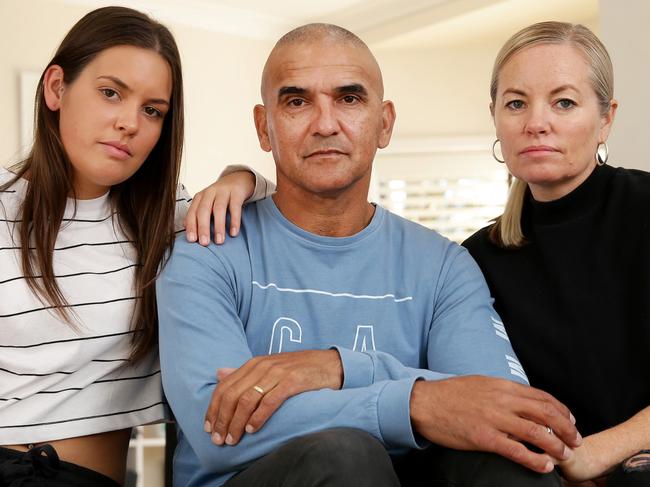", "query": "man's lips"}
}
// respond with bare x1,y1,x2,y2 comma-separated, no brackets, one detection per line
100,141,132,159
305,149,347,158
